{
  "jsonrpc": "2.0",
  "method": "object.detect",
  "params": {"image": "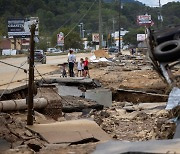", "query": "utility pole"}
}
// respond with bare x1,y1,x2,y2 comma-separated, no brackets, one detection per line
118,0,121,53
99,0,102,49
27,24,36,125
